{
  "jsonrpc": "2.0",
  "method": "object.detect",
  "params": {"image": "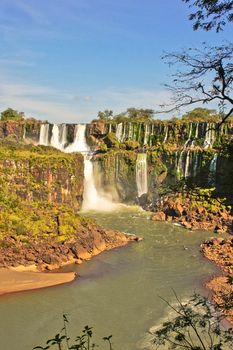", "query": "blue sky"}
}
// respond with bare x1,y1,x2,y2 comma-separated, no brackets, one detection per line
0,0,231,122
